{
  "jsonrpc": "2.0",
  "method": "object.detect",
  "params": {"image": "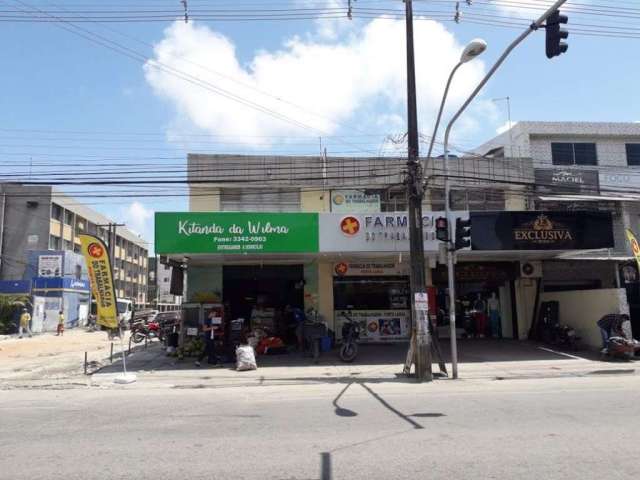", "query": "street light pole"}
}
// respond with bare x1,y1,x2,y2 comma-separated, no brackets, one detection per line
426,39,488,162
425,39,487,380
404,0,432,382
443,0,569,379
